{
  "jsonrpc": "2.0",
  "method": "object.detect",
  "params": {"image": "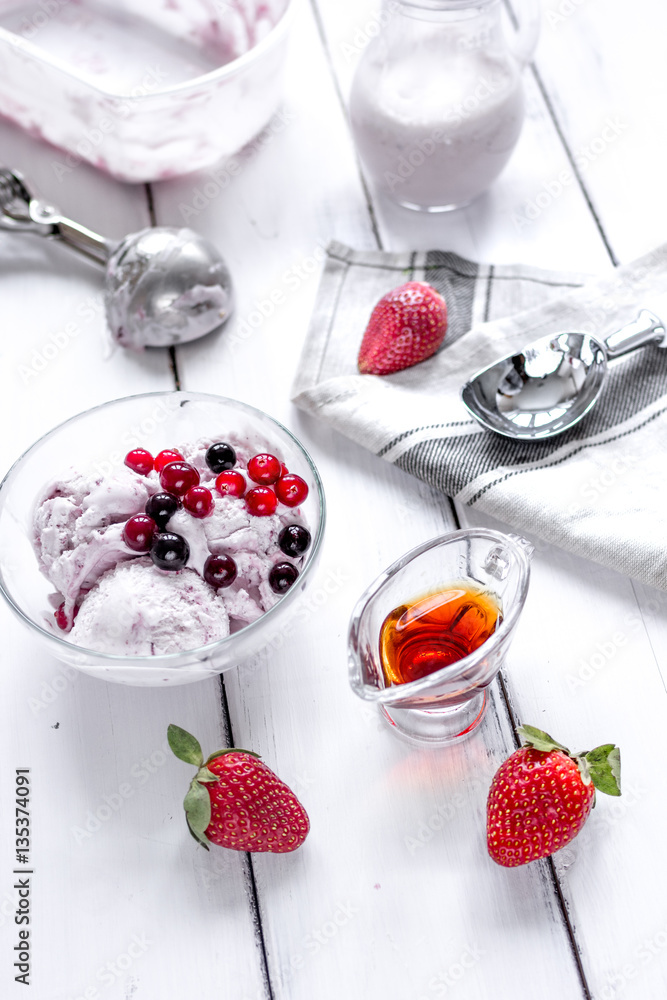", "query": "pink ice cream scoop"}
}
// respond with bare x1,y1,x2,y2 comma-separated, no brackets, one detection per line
33,465,157,624
69,560,230,656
